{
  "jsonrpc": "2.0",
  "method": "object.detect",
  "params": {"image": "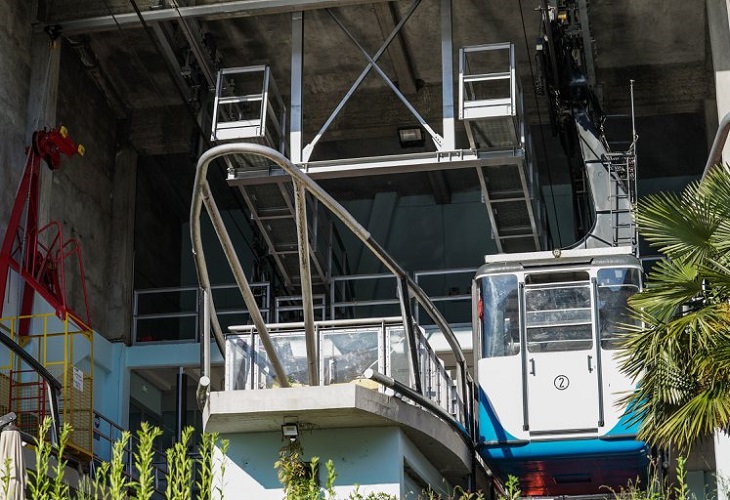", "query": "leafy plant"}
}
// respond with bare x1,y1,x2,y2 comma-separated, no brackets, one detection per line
78,461,111,500
108,430,130,500
28,416,54,499
620,164,730,452
0,457,11,498
166,426,195,500
498,475,520,500
134,422,163,500
50,422,72,500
